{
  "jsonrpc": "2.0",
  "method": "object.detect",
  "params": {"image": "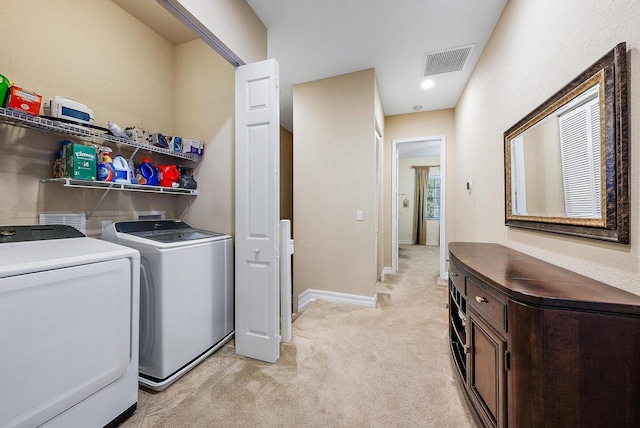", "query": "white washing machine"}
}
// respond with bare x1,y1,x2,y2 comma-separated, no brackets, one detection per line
0,225,140,428
102,220,234,391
